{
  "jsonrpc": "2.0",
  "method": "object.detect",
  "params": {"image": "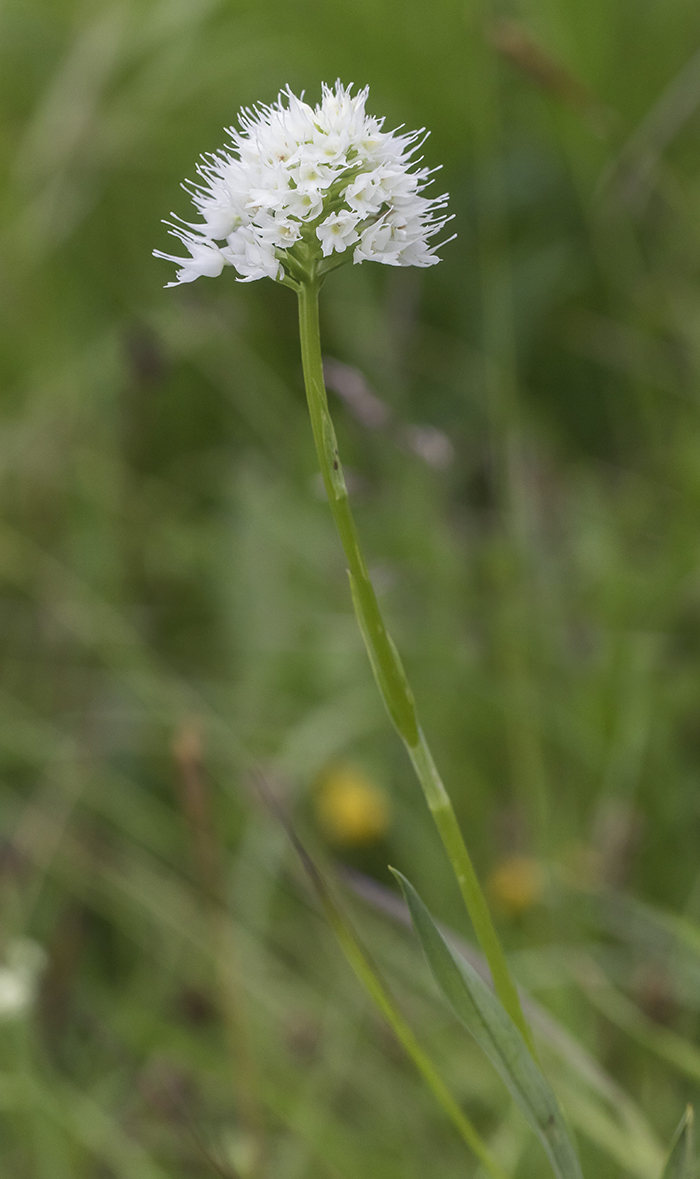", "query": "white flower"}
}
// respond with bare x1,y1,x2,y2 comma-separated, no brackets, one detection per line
221,225,281,283
345,172,383,216
316,210,361,256
153,232,226,287
0,938,47,1020
155,81,453,287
